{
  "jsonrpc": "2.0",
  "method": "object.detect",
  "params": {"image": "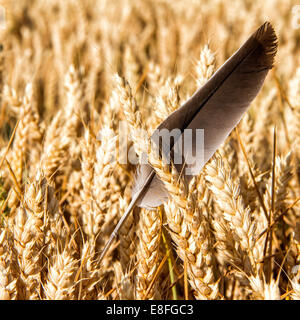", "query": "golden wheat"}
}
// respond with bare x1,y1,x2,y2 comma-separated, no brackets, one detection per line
0,0,299,300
